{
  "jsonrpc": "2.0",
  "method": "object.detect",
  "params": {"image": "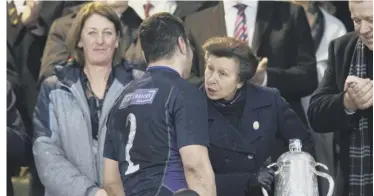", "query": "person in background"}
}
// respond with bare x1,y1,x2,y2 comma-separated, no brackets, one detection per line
7,78,30,196
331,1,355,32
103,13,216,196
184,0,317,161
128,0,217,21
7,0,84,81
291,1,347,196
201,37,314,196
308,1,373,196
38,0,144,85
32,2,142,196
123,0,218,70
